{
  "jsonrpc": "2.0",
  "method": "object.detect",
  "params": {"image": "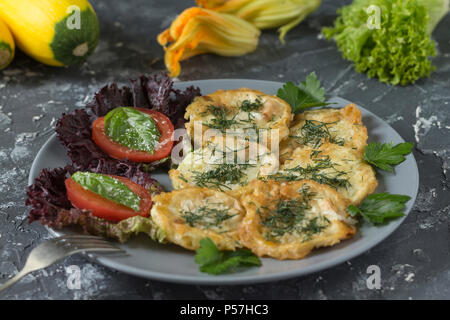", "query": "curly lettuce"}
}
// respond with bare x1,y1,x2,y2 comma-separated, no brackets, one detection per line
323,0,449,85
